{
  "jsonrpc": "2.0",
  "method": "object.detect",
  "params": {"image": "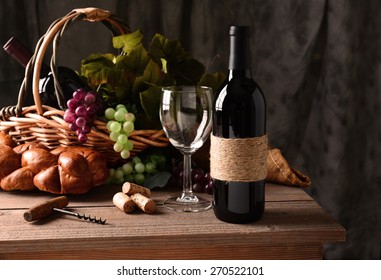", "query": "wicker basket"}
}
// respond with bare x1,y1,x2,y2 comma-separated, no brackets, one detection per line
0,8,168,165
